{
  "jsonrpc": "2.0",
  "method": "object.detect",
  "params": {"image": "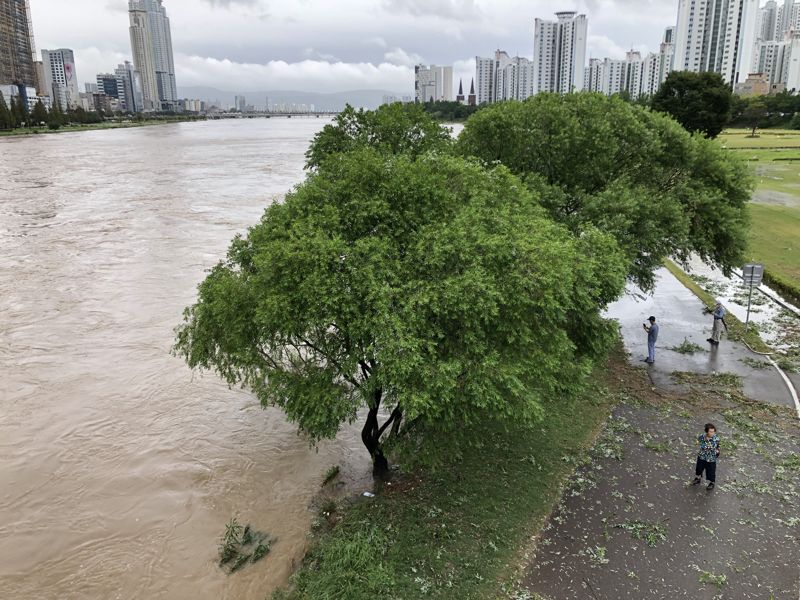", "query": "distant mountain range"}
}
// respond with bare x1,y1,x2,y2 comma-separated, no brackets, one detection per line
177,87,409,111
